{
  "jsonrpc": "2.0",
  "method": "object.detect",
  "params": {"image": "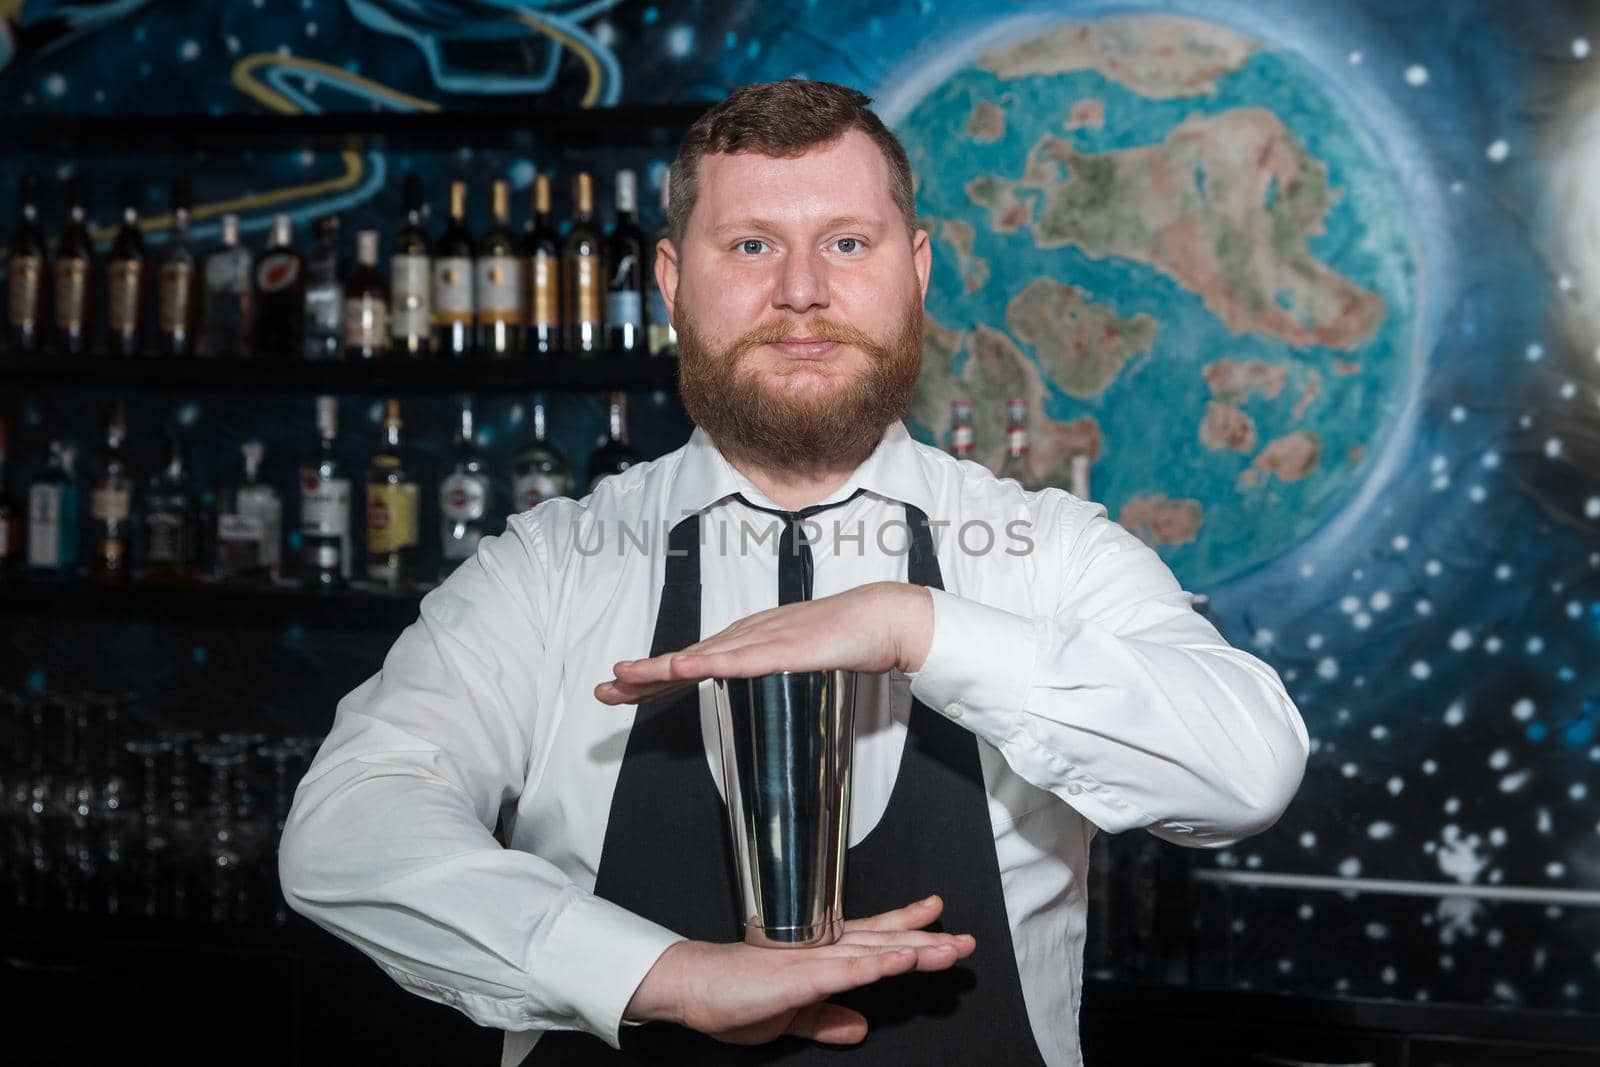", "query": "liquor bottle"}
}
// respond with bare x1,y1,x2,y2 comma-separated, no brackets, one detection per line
201,213,252,358
390,174,433,357
586,391,642,492
345,230,390,360
255,213,305,359
646,171,677,357
439,395,492,575
1069,454,1091,500
299,396,351,588
521,172,560,357
475,178,522,358
511,394,570,511
563,172,603,357
432,180,474,359
0,418,22,573
106,178,148,358
89,403,134,583
997,398,1040,490
27,441,81,574
5,173,46,356
217,440,282,583
606,169,647,356
365,398,421,590
947,399,974,459
157,178,201,358
54,177,94,357
142,429,201,583
302,214,343,361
